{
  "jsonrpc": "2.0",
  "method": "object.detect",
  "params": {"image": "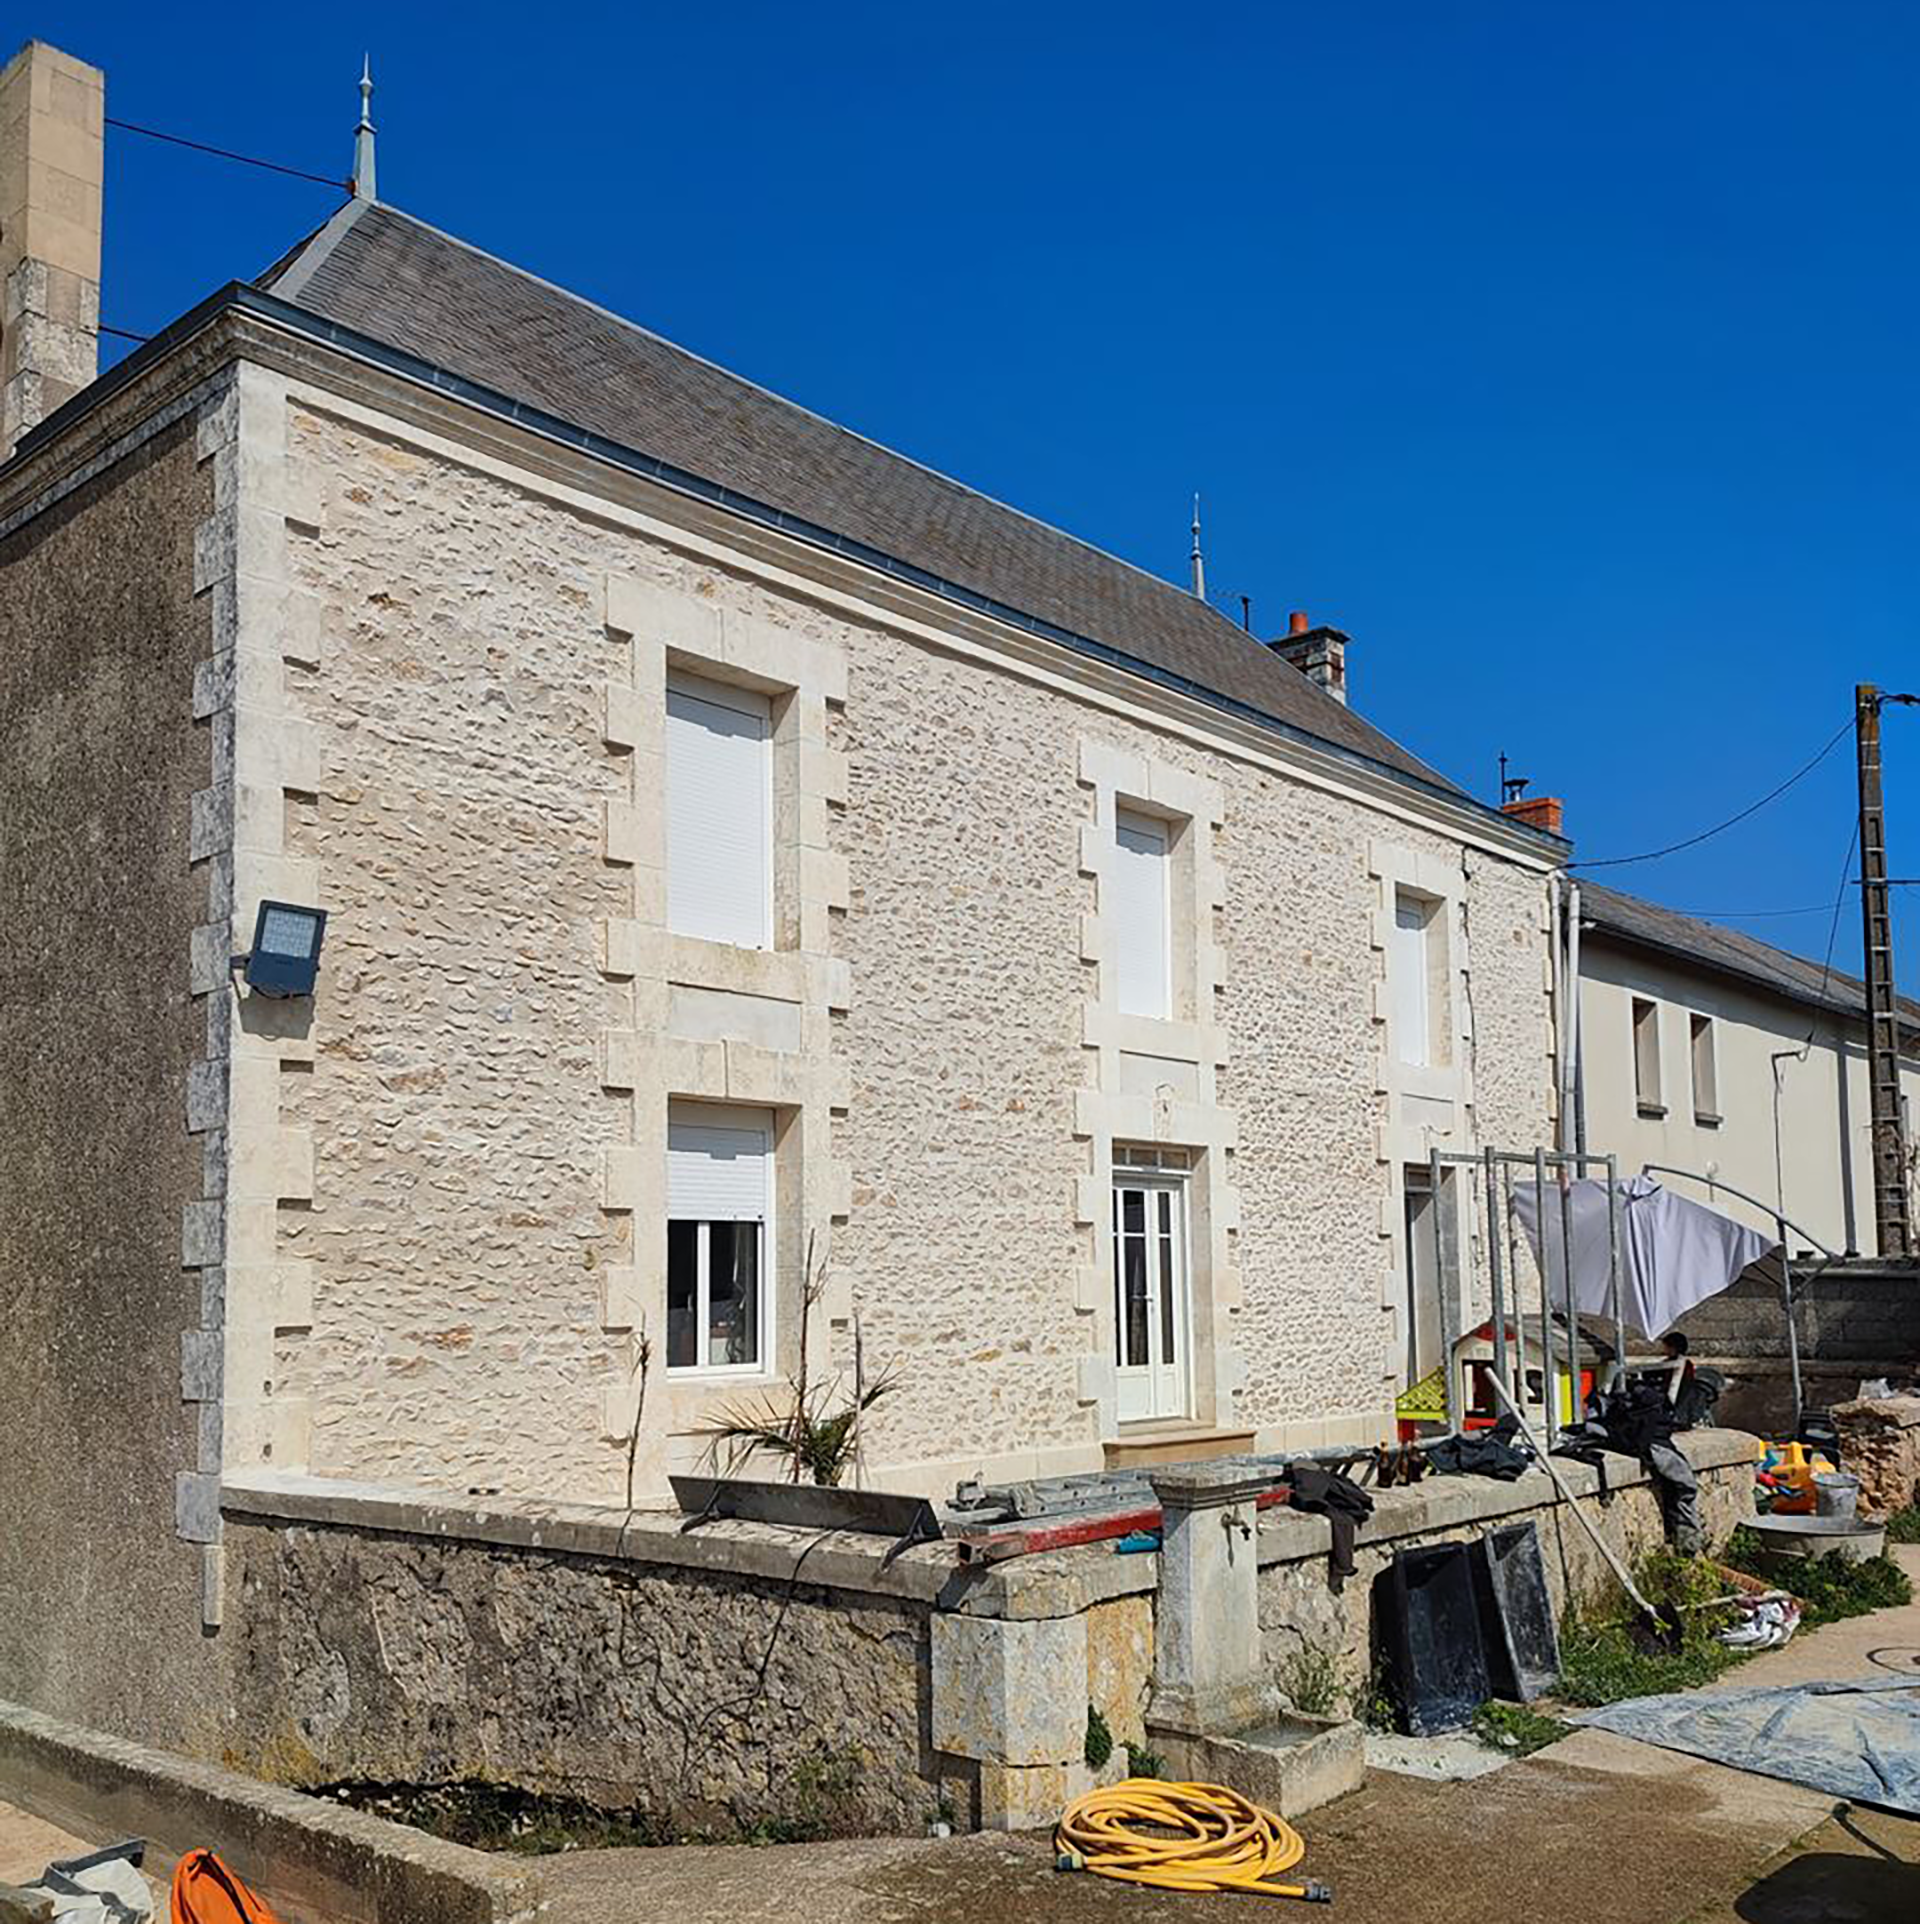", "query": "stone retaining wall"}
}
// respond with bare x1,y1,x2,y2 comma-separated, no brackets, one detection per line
220,1436,1758,1836
1255,1429,1756,1695
1830,1396,1920,1519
